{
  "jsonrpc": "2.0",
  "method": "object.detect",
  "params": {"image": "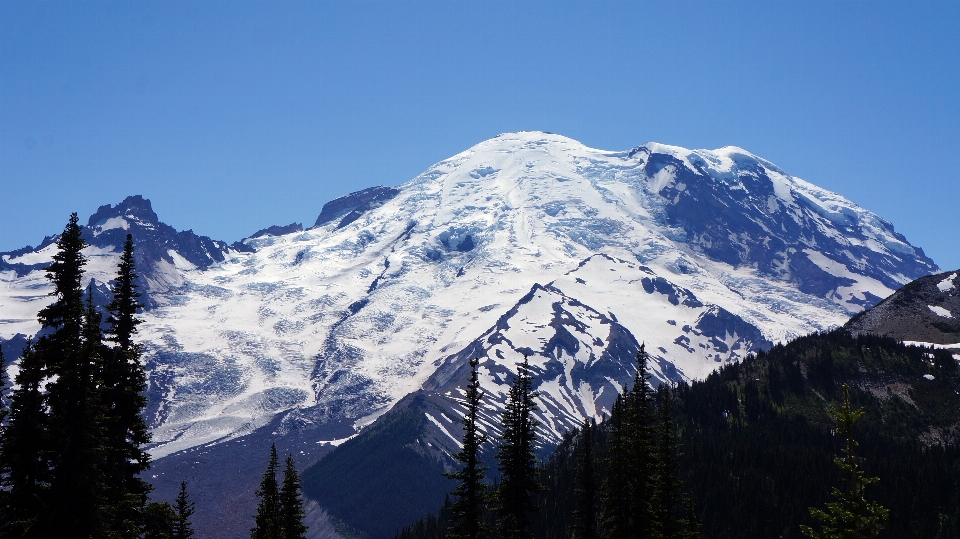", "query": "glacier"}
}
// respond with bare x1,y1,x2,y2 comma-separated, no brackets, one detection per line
0,131,938,462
